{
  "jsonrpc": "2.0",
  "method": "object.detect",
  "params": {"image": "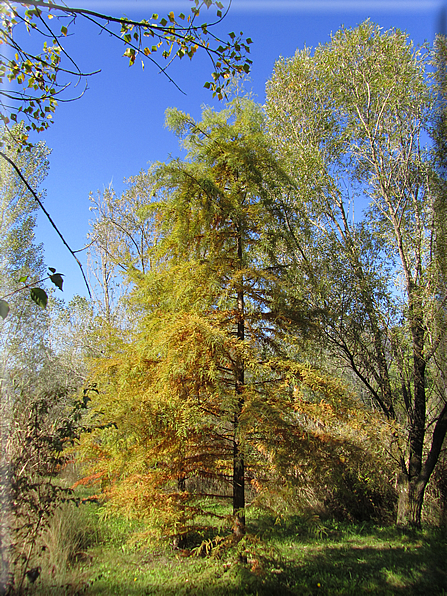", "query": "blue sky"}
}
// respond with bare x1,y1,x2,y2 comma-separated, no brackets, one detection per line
23,0,443,301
